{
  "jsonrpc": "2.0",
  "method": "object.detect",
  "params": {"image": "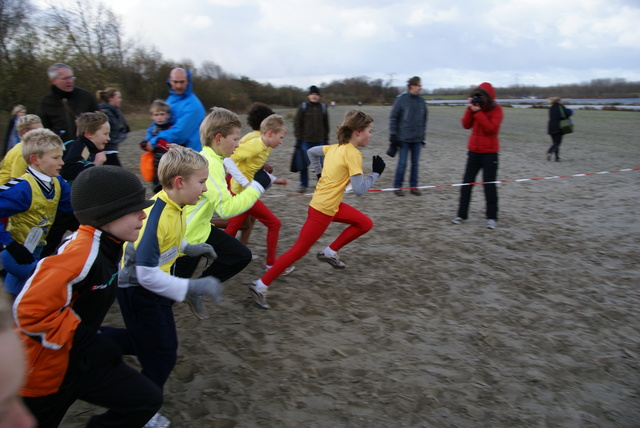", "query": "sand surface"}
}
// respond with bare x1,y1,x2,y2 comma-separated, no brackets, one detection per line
52,104,639,427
